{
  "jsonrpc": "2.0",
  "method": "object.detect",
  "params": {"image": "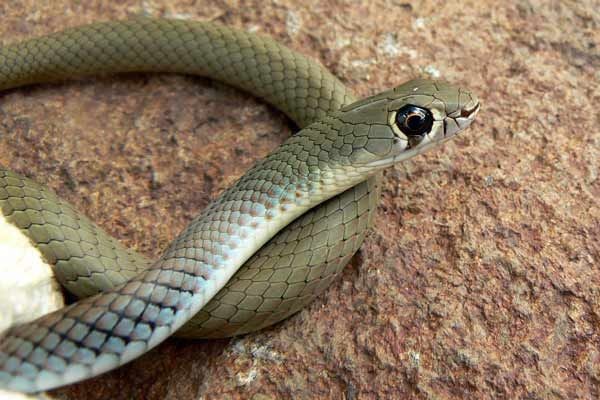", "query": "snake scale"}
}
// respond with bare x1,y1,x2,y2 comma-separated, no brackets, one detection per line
0,18,479,393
